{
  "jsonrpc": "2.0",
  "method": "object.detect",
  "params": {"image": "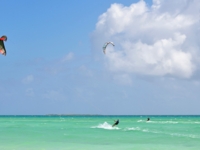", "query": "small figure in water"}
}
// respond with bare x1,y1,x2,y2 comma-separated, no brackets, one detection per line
112,119,119,127
147,118,150,121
